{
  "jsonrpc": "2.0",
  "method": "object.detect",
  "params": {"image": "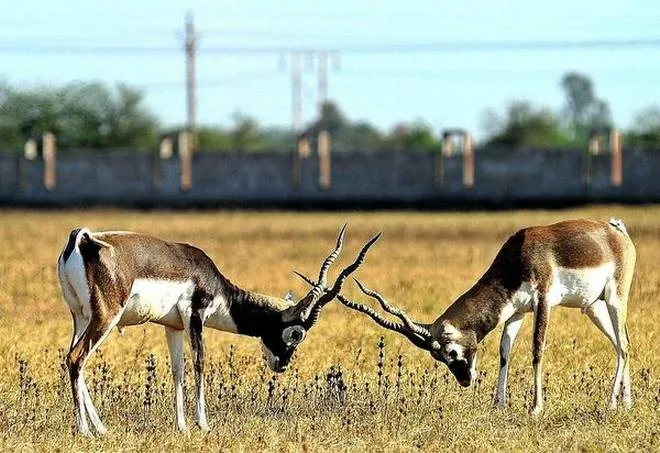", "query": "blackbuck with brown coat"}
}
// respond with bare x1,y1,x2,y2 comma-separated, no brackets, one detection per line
57,225,380,436
297,219,636,415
